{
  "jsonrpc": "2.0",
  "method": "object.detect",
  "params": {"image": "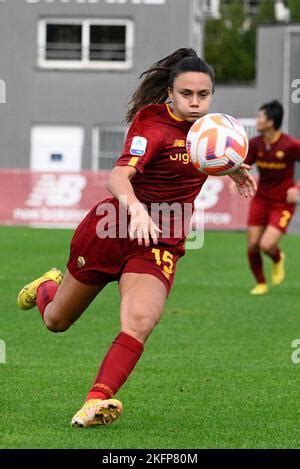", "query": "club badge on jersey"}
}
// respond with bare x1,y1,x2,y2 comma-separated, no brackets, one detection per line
130,136,147,156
